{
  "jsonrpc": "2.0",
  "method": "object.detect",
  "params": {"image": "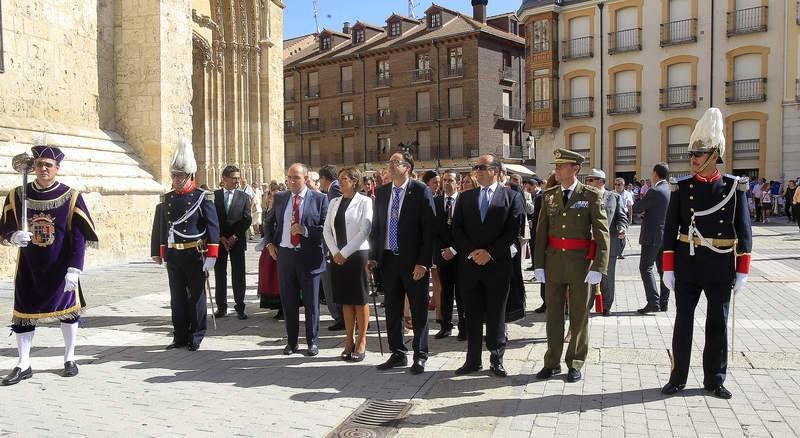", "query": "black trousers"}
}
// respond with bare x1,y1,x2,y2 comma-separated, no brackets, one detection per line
460,259,511,366
794,205,800,230
166,249,208,345
437,258,464,331
215,245,246,313
381,252,429,360
277,247,321,348
640,243,669,308
754,198,763,222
